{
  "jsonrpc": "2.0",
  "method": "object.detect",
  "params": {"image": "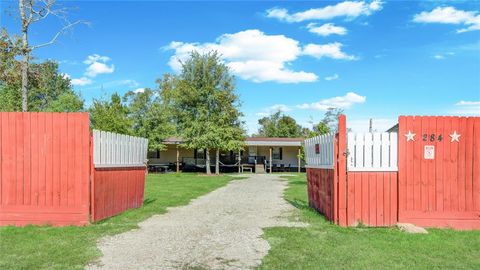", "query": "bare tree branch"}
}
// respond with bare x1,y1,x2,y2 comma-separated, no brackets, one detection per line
31,20,85,50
